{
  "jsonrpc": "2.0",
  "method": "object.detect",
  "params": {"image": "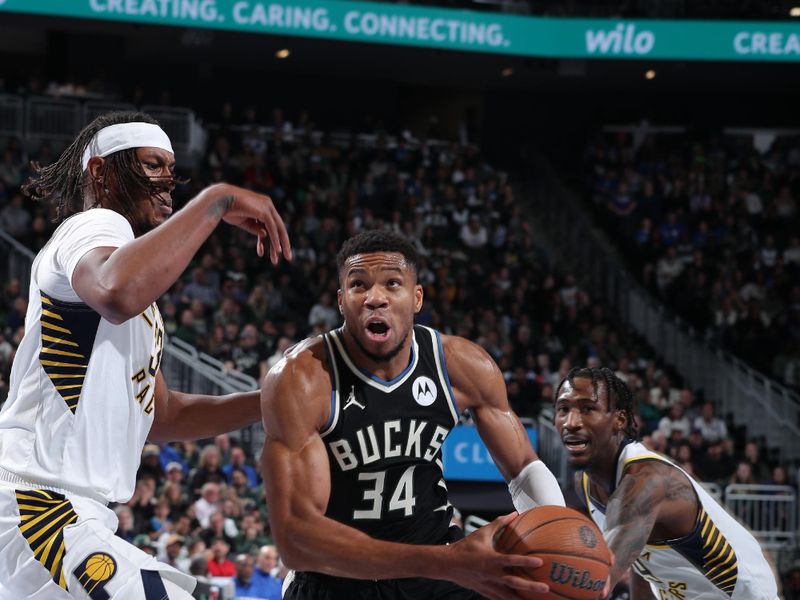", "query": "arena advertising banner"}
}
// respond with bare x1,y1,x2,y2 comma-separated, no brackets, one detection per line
442,425,537,482
1,0,799,62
